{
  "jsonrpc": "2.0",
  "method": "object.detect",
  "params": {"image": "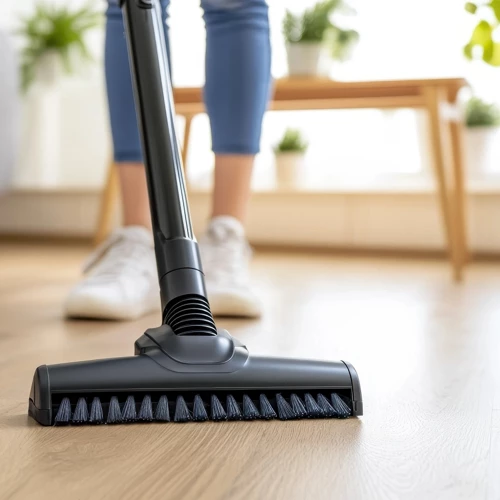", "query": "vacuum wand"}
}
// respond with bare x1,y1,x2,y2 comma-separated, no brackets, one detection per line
122,0,208,321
